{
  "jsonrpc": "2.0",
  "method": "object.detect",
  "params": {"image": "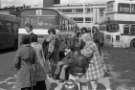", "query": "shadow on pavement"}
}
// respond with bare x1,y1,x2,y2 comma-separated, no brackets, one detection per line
0,48,17,54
